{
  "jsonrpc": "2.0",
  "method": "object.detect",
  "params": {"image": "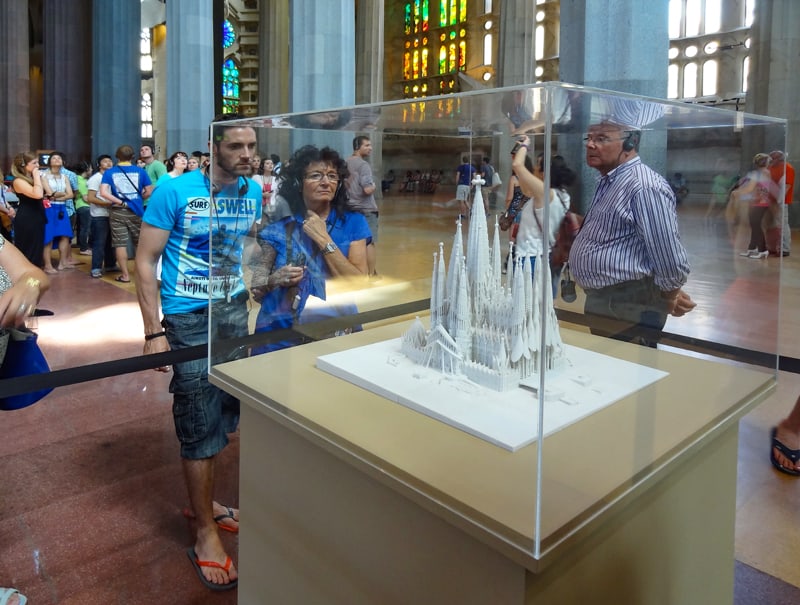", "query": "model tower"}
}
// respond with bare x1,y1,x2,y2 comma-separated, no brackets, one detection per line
401,176,566,391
